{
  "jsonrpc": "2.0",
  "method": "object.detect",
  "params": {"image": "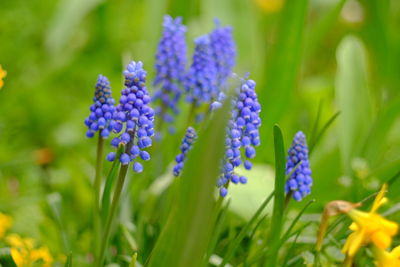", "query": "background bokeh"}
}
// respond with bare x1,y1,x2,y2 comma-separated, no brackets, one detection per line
1,0,400,265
